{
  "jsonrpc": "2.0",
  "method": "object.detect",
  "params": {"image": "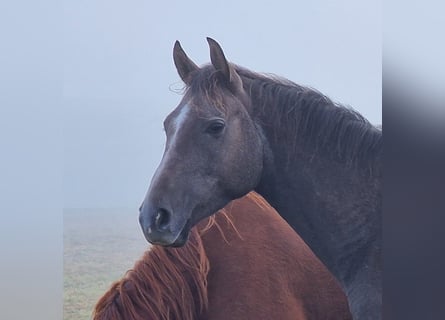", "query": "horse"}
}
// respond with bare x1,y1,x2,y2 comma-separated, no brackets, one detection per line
94,192,351,319
139,38,382,319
